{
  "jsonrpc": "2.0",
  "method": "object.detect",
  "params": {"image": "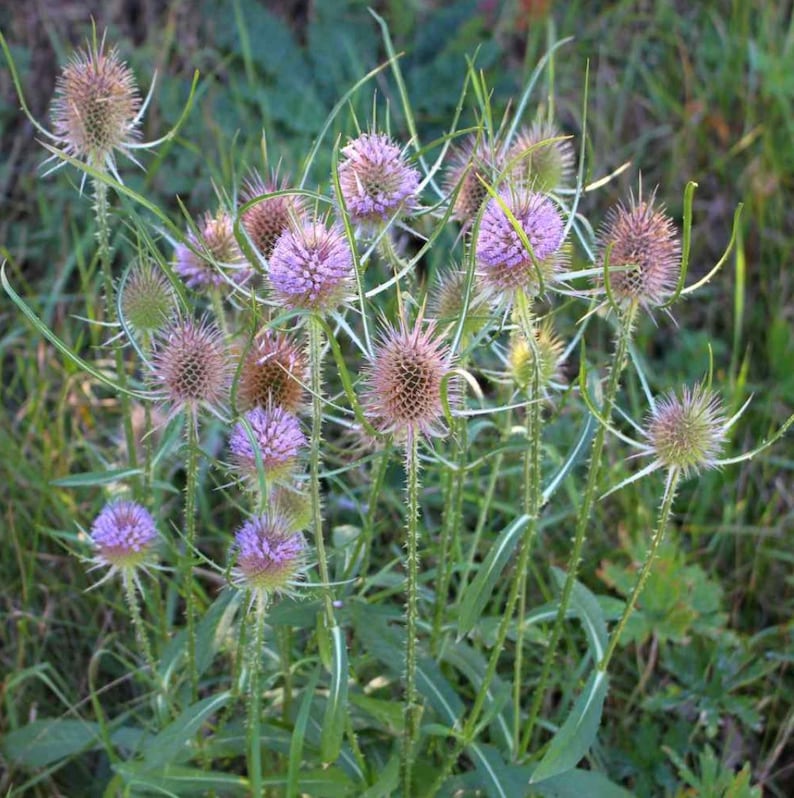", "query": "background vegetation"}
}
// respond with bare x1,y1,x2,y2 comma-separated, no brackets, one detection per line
1,0,792,795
